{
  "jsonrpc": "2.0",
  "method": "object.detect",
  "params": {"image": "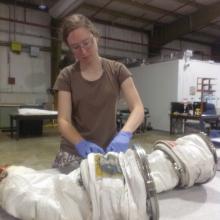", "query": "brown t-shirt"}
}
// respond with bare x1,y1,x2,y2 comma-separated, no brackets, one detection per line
53,57,131,154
